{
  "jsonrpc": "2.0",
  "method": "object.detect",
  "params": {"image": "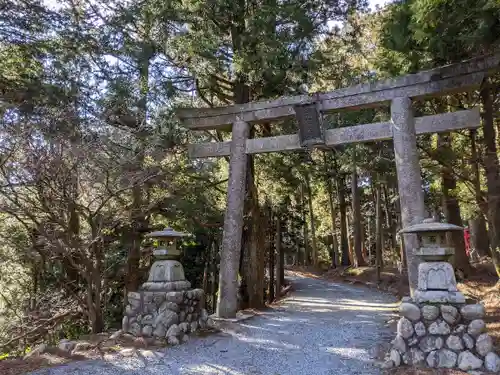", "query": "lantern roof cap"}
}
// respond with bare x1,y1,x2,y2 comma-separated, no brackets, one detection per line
145,227,188,238
400,218,463,234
